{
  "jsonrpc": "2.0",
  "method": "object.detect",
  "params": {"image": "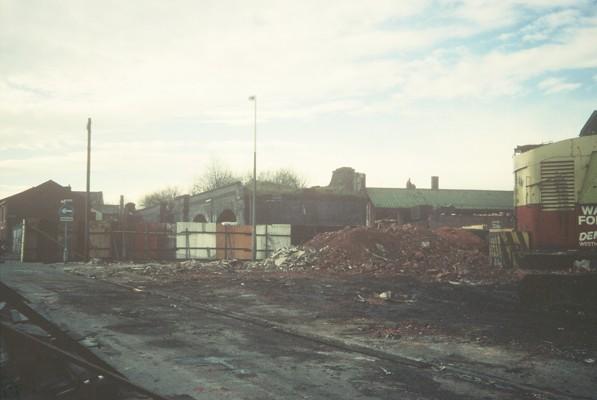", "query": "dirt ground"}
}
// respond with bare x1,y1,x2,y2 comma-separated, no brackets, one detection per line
2,261,596,399
79,266,597,362
60,260,597,398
